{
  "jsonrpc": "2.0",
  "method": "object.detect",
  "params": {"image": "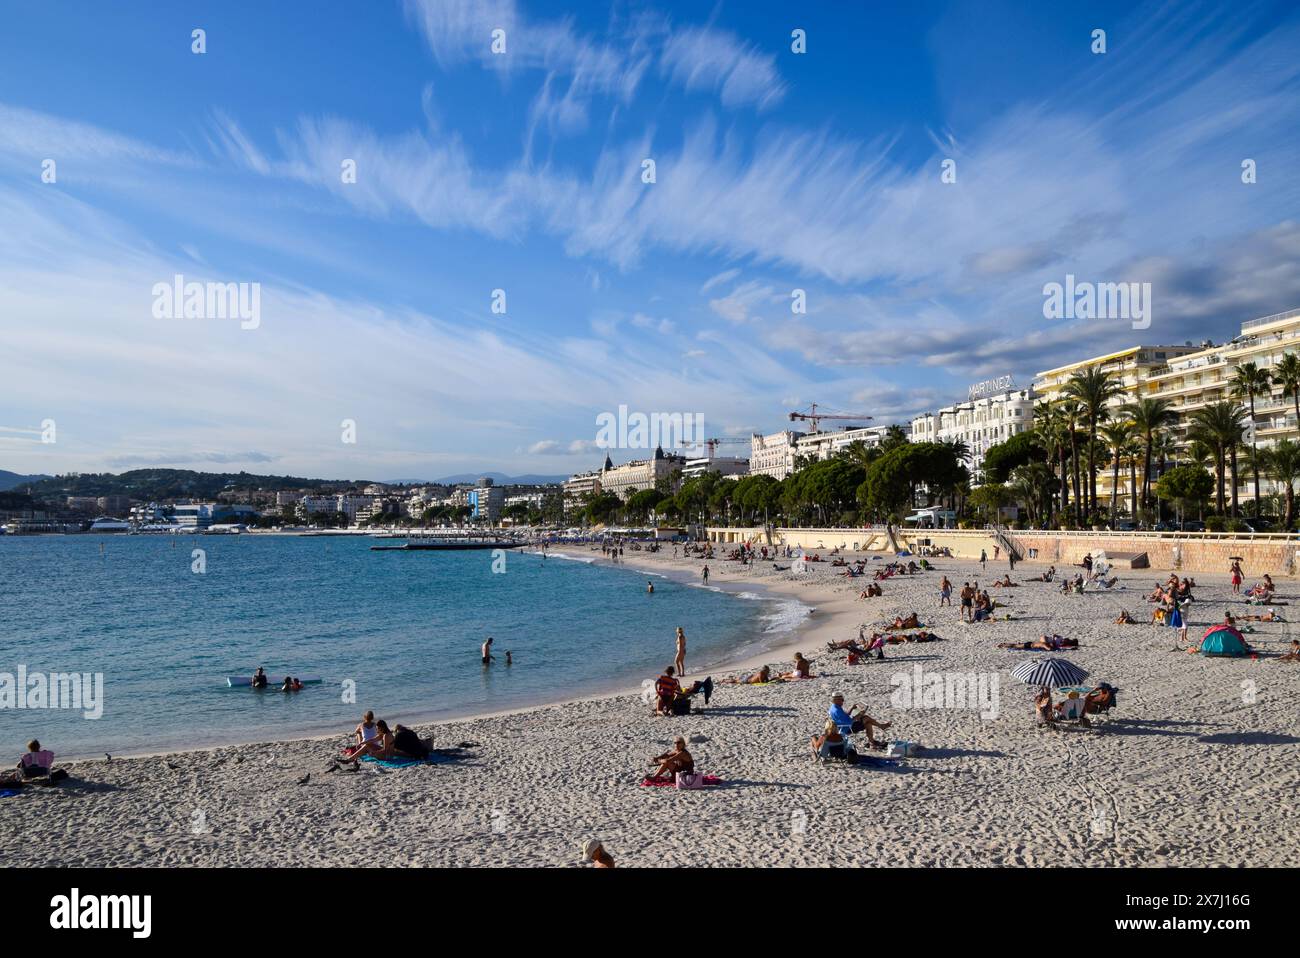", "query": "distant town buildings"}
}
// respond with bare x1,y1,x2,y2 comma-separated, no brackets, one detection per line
911,388,1036,479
